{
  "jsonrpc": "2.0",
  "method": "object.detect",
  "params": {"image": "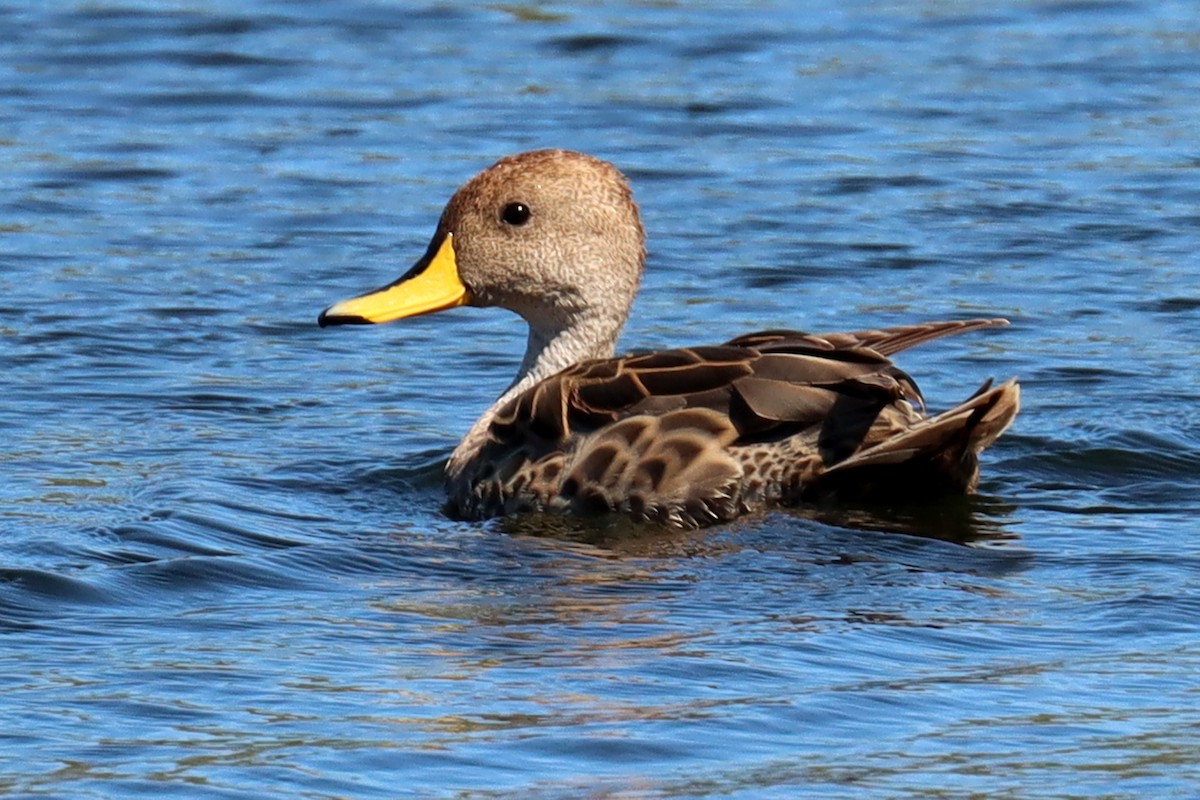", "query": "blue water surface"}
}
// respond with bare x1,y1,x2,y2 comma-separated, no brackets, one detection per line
2,1,1199,798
